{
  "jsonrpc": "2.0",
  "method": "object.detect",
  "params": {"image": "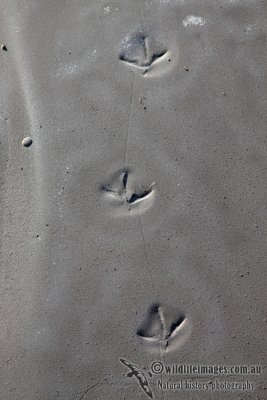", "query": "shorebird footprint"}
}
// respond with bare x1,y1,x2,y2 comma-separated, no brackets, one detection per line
119,31,168,75
100,169,155,214
137,303,188,350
